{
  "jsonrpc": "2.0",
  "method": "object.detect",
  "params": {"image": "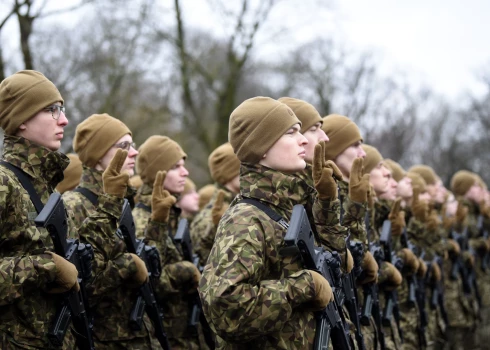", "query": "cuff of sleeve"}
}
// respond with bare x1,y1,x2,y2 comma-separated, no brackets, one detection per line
98,193,124,218
145,220,169,242
286,270,316,308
